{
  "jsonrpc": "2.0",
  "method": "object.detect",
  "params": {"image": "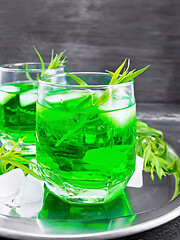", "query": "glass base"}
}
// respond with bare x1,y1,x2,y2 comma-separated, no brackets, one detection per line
45,180,127,205
37,162,135,205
